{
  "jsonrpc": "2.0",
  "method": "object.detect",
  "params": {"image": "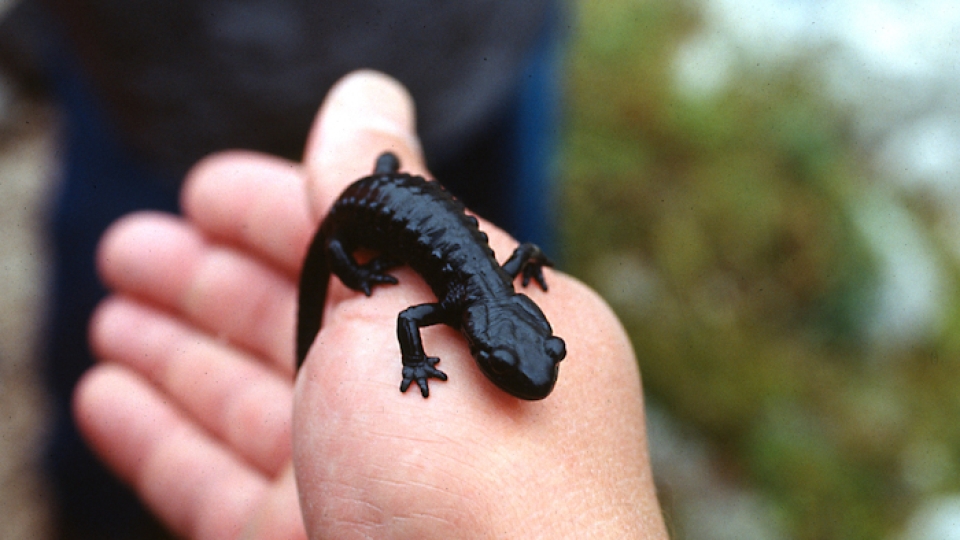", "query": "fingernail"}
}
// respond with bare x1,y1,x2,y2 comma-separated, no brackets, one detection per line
318,70,418,151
